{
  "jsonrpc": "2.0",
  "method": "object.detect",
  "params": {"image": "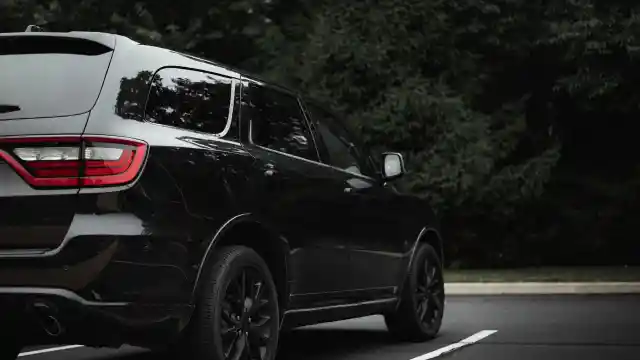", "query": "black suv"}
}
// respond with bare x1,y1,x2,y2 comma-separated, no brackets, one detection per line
0,30,445,360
